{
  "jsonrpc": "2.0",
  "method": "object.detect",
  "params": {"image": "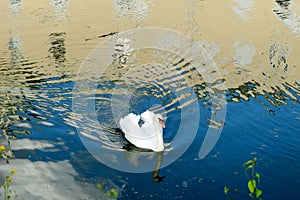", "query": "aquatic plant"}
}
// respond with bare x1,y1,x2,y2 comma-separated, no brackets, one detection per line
0,145,5,153
224,157,263,200
97,183,119,200
1,169,18,200
1,144,19,199
243,157,263,199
